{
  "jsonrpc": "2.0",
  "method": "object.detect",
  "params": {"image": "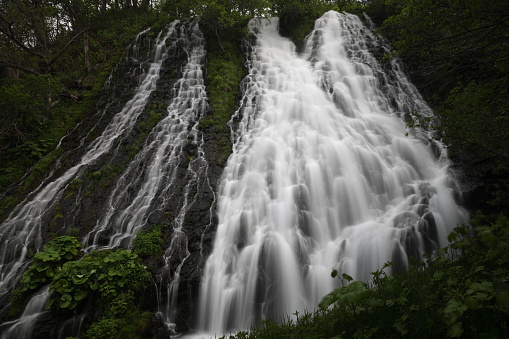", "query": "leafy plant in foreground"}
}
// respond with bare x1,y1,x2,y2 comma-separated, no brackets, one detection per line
133,224,165,258
49,249,150,310
19,236,82,292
